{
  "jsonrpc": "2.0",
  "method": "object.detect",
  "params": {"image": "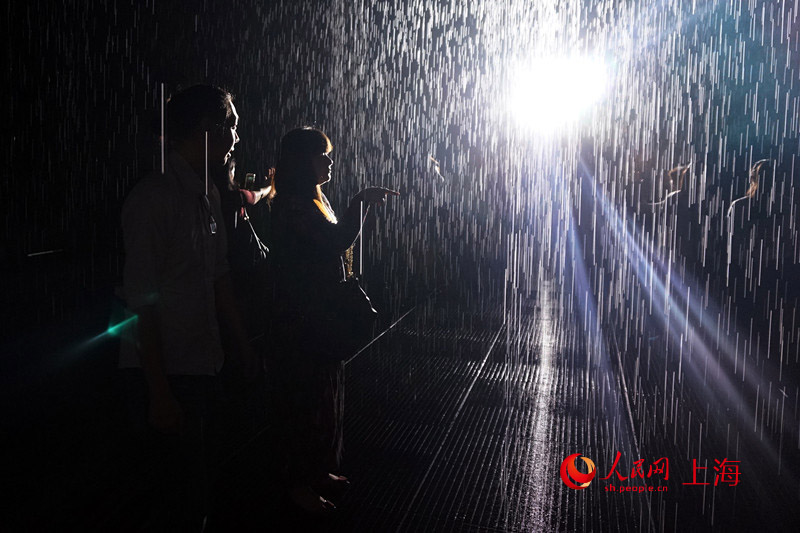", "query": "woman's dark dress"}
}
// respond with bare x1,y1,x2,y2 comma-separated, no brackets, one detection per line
269,193,363,484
